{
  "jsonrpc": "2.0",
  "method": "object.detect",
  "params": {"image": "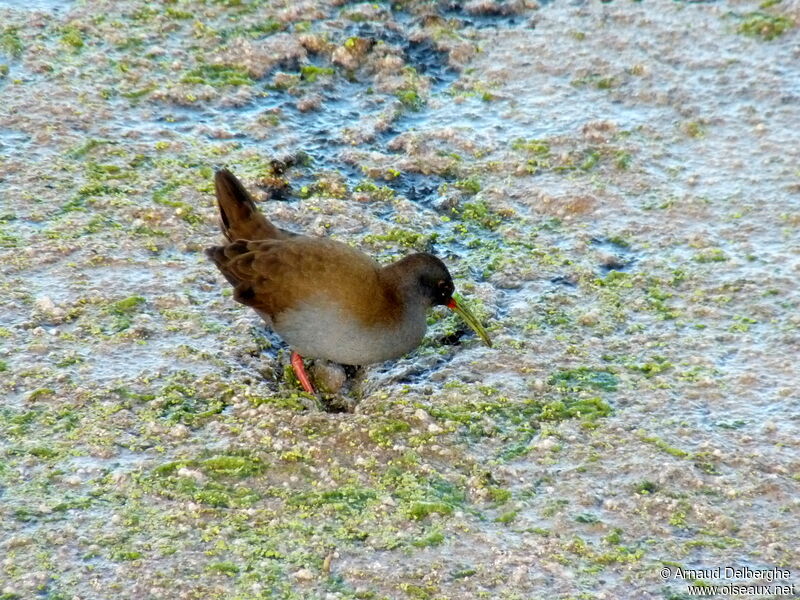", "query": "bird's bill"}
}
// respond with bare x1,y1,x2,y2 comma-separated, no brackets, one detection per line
447,297,492,348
